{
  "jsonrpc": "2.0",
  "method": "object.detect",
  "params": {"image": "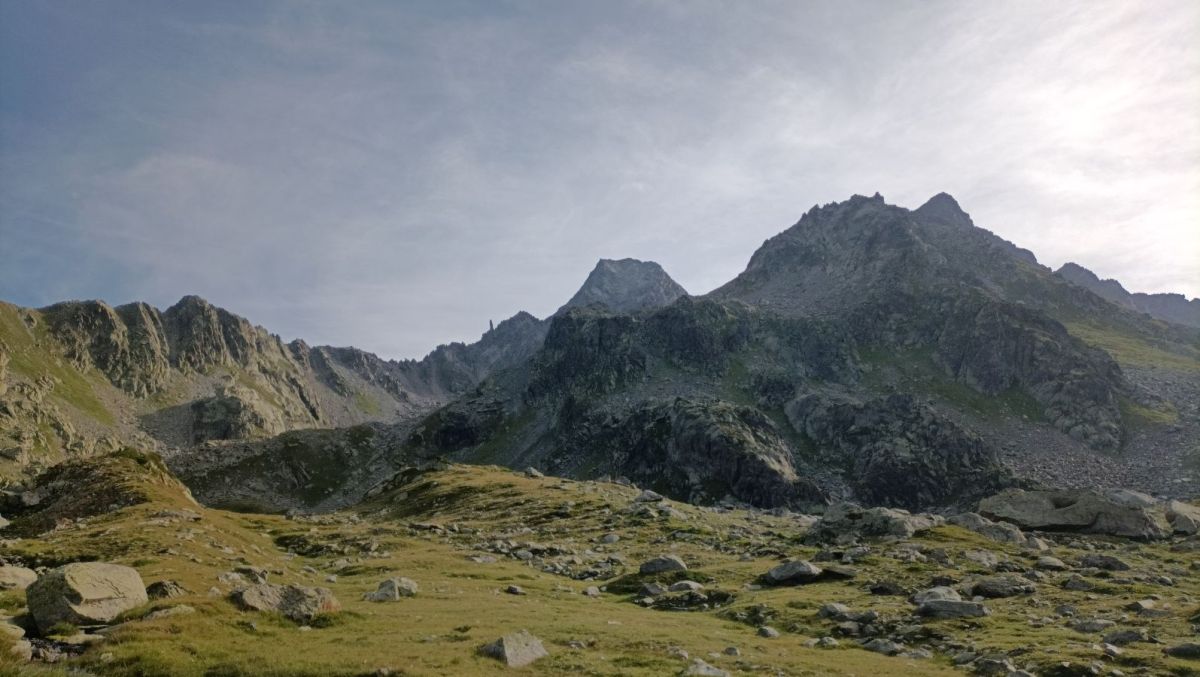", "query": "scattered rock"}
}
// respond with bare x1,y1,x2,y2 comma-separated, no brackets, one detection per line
757,626,780,638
